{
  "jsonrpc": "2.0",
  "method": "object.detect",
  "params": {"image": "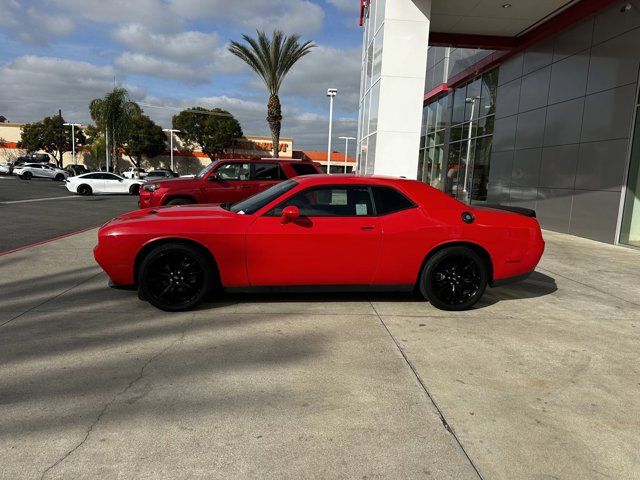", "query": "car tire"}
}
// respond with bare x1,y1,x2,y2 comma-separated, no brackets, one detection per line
54,174,65,181
77,184,92,196
129,184,141,195
166,198,195,206
138,243,212,312
419,246,488,311
22,171,32,180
